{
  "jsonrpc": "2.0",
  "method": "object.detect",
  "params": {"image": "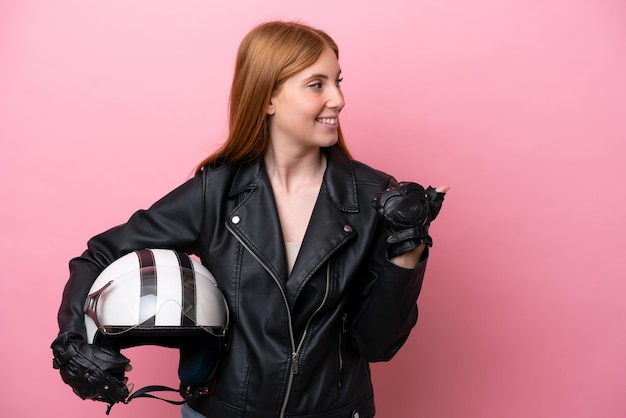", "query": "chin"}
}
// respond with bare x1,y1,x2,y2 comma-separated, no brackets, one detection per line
318,136,338,148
